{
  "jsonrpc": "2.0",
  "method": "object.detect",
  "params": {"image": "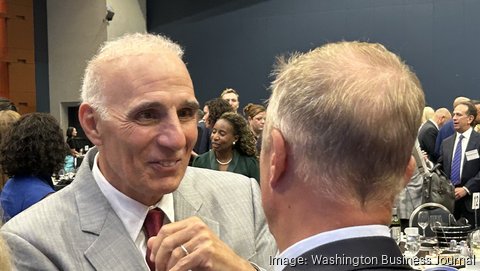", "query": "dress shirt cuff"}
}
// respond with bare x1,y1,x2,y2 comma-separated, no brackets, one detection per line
463,186,471,195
